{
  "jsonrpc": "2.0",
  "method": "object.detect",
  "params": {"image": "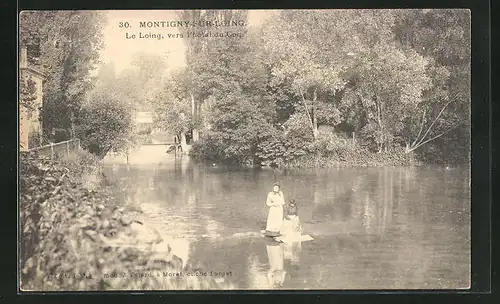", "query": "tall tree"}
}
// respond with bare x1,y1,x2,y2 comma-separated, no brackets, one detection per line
20,11,106,140
262,10,432,153
153,69,192,151
340,44,432,152
177,11,277,164
184,9,471,165
130,52,168,111
176,10,251,142
394,9,471,161
75,63,135,157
